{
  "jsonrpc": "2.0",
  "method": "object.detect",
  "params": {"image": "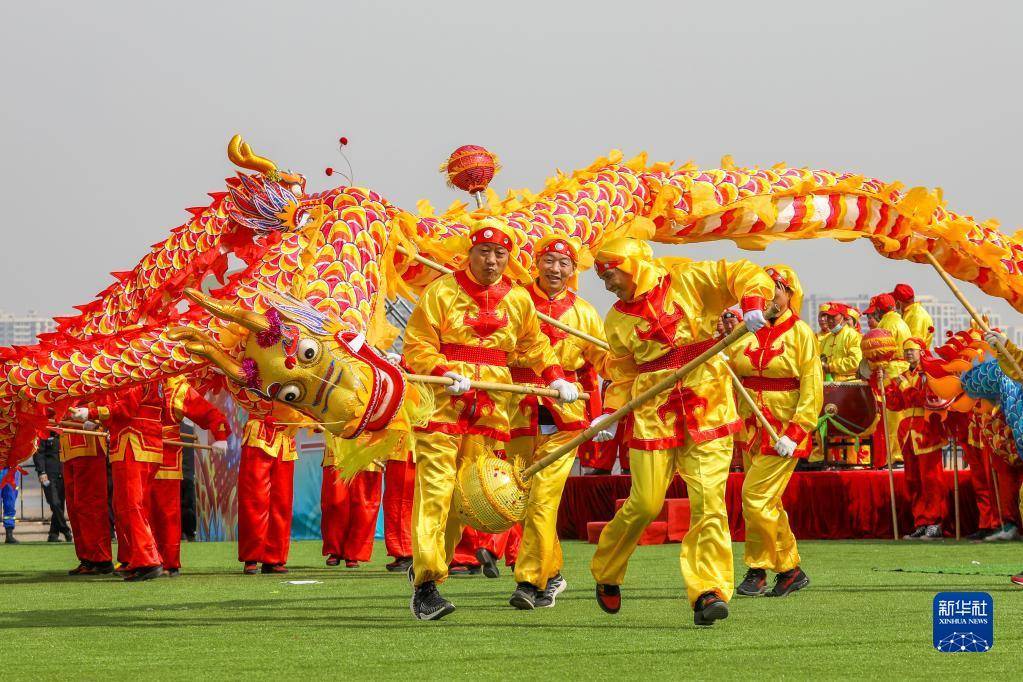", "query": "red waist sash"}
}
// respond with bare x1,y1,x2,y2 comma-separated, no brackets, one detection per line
509,367,577,386
741,376,801,392
637,338,718,374
440,343,508,367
